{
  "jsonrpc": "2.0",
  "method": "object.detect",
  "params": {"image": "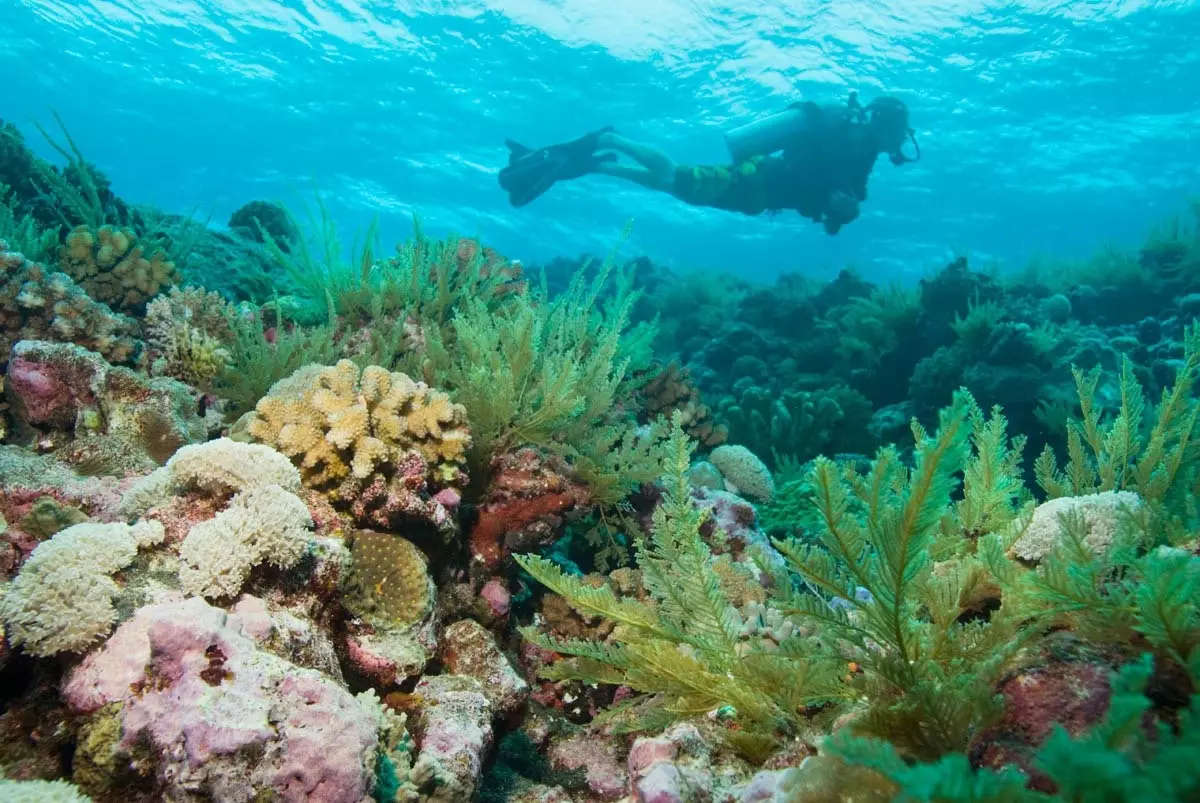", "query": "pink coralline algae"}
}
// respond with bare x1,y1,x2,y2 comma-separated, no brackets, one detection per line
5,339,205,474
401,674,494,801
546,732,628,800
63,597,386,803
